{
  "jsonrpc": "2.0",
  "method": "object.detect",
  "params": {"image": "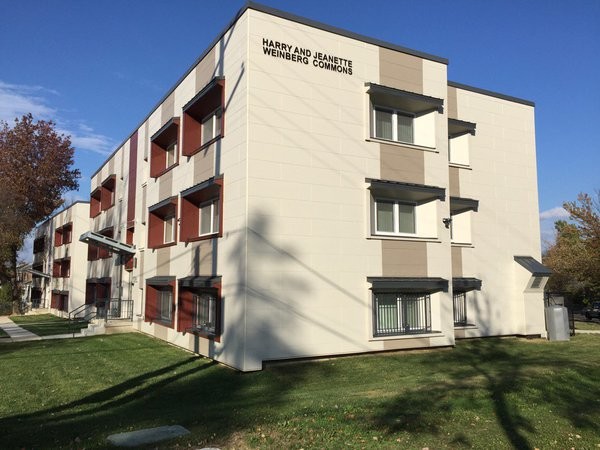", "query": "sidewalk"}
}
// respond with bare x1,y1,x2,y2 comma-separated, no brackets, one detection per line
0,316,42,342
